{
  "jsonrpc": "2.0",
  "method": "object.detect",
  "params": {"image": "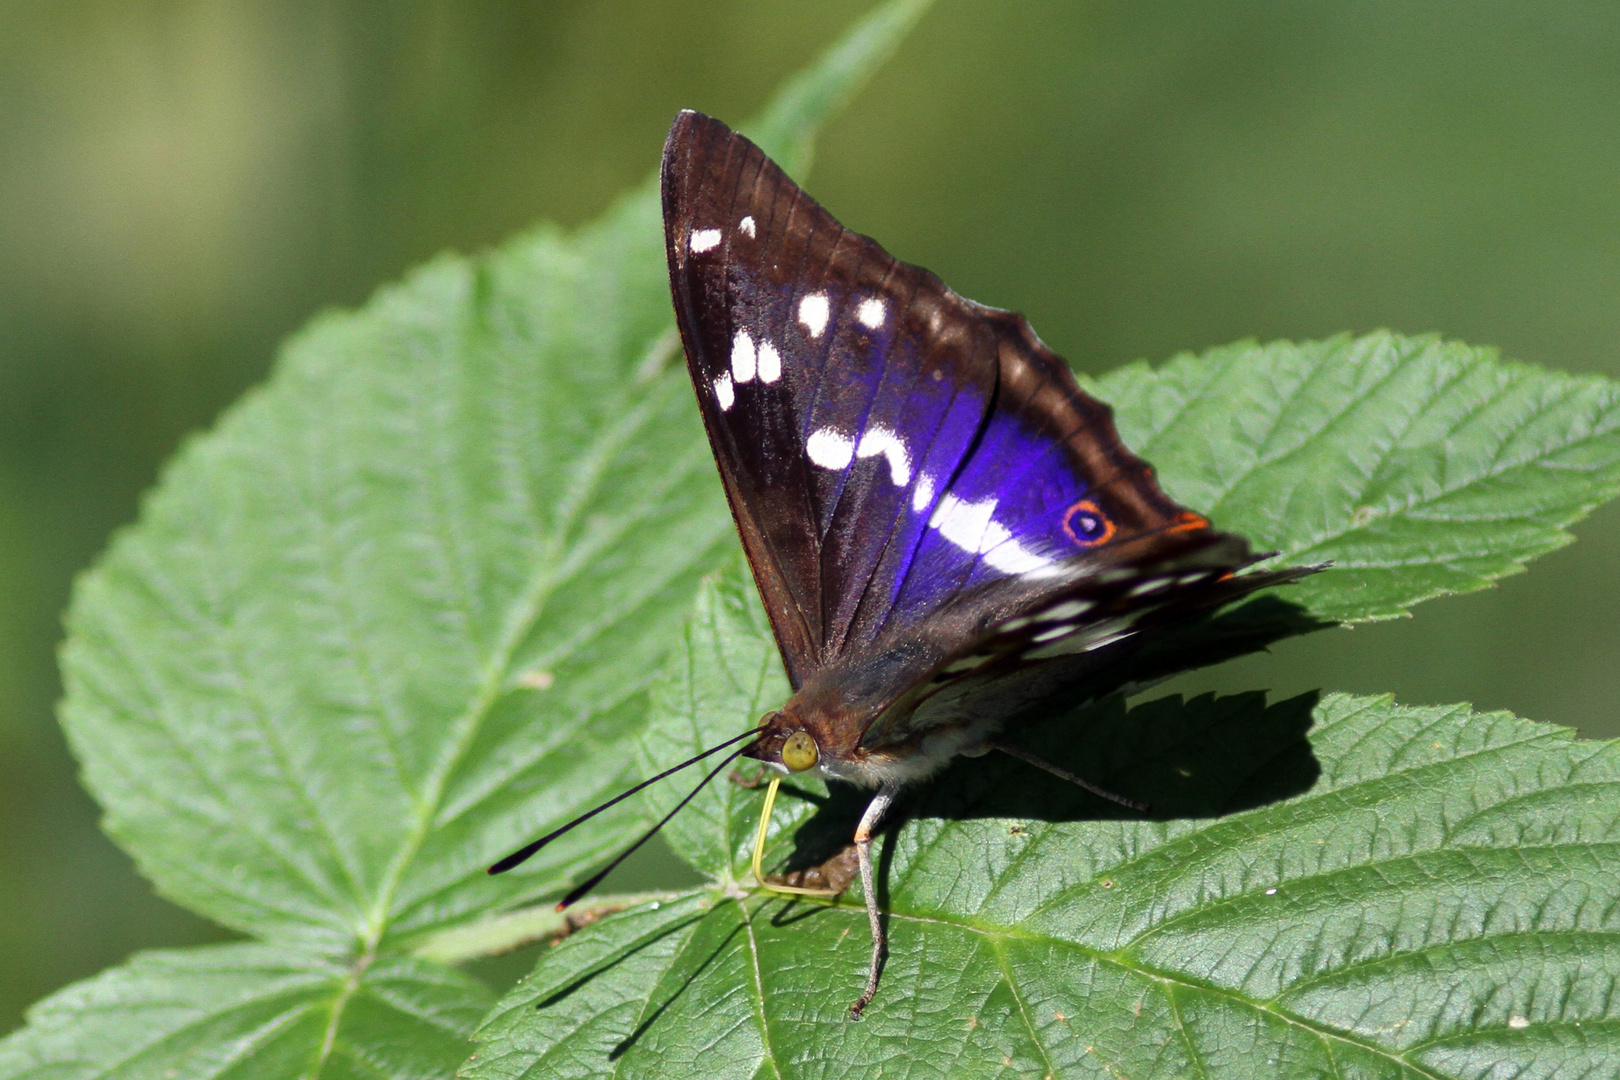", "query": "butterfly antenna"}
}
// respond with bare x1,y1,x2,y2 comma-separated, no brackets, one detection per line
488,728,759,875
552,746,748,909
